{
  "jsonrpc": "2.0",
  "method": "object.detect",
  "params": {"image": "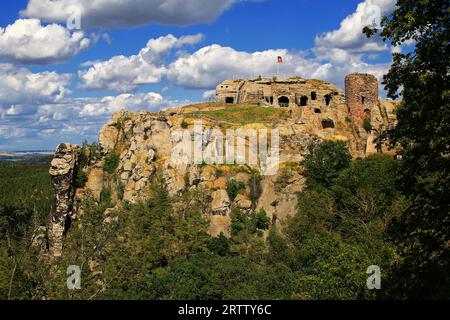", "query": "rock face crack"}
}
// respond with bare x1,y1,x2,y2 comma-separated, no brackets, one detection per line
48,143,79,257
